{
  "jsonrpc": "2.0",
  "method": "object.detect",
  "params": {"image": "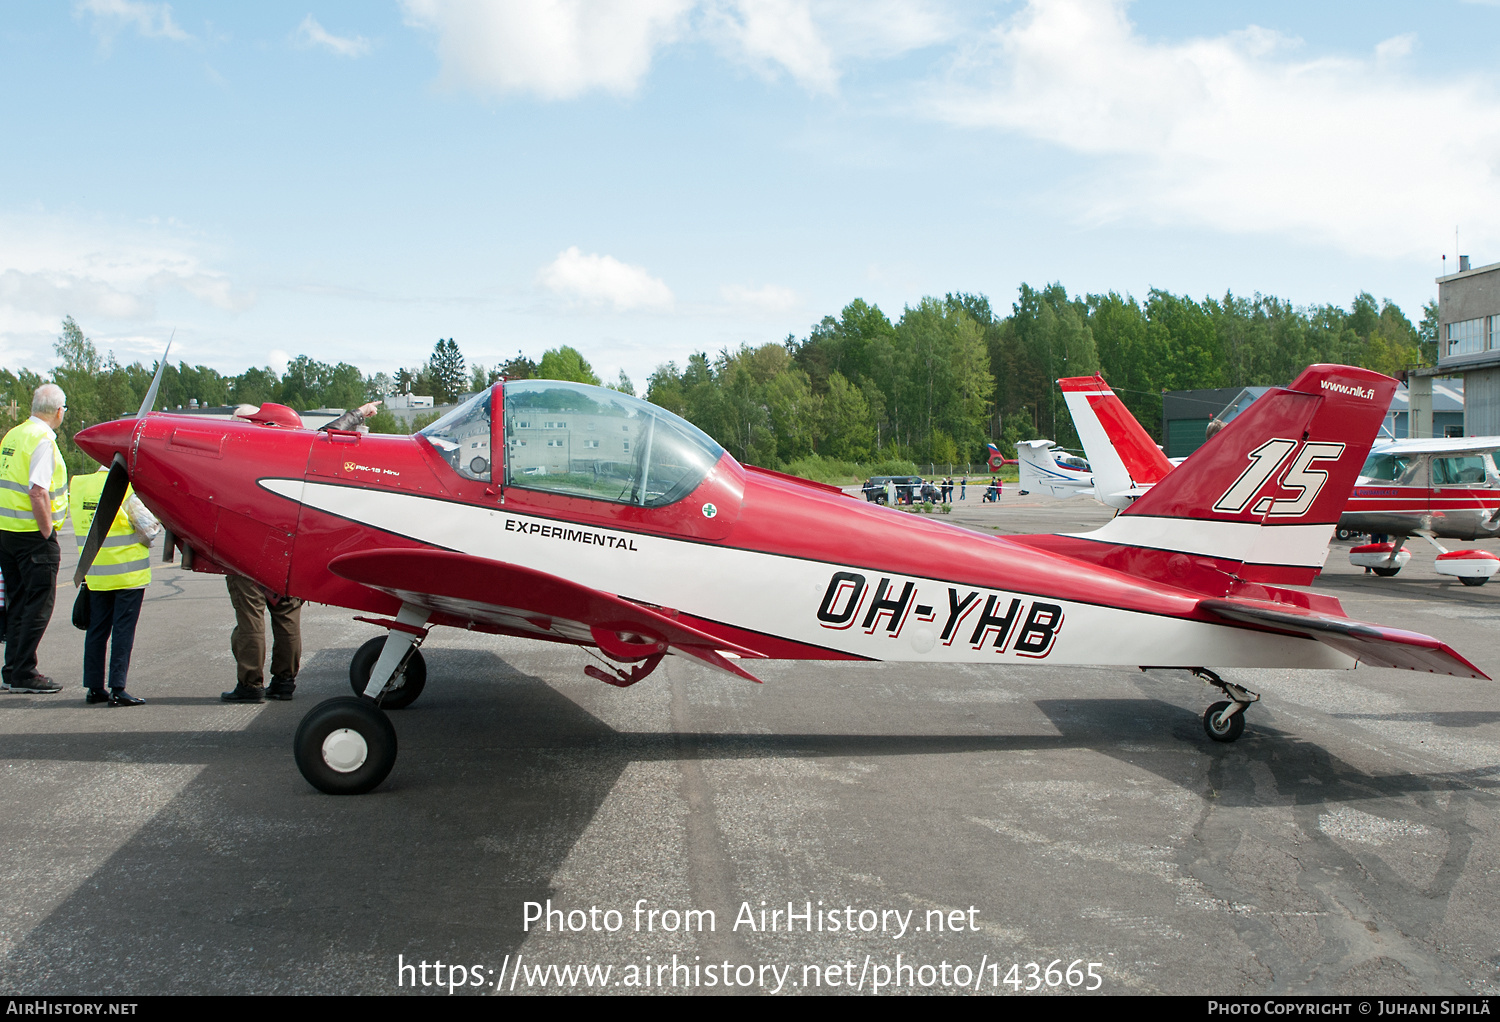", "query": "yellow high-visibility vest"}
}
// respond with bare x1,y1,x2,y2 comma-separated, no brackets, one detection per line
0,418,67,533
69,467,151,590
